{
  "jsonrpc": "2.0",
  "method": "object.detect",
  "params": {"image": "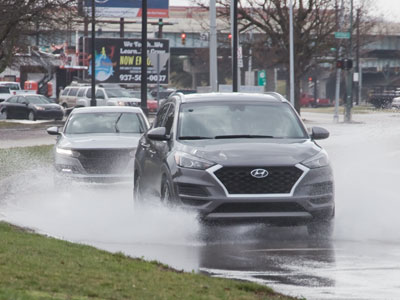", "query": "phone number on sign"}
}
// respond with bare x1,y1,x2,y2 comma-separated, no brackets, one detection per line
119,74,167,82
